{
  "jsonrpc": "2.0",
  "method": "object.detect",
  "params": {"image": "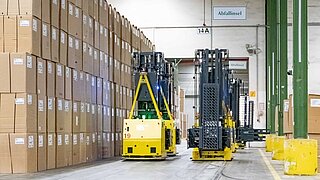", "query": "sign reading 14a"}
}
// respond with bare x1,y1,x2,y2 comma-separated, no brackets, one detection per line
197,27,210,35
